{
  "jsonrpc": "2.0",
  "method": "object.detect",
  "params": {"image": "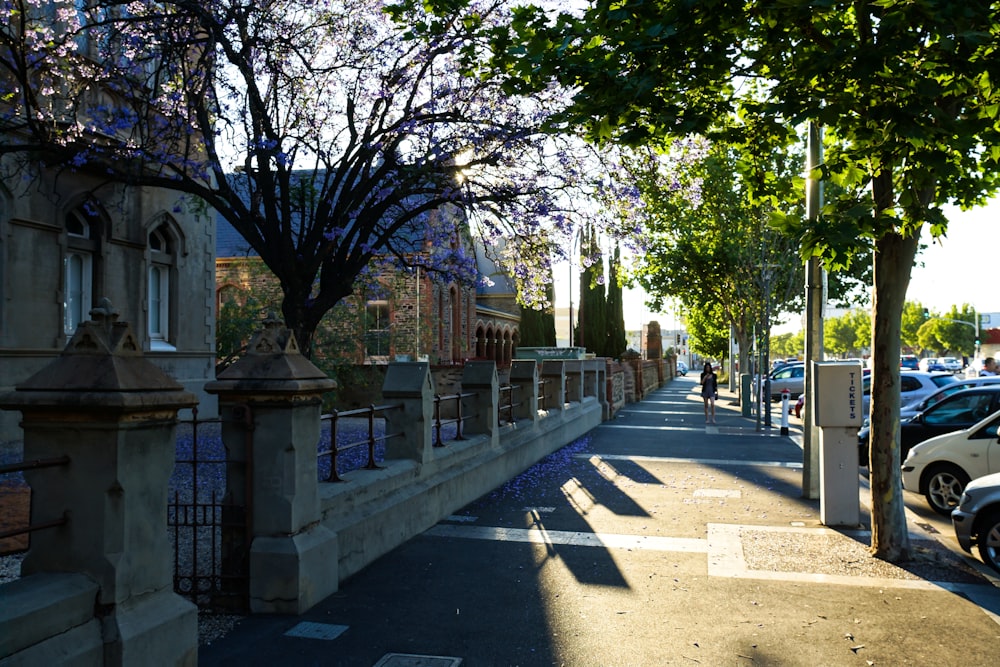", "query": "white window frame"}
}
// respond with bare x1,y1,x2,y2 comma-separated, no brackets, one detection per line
64,251,93,335
365,300,391,362
148,225,176,351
